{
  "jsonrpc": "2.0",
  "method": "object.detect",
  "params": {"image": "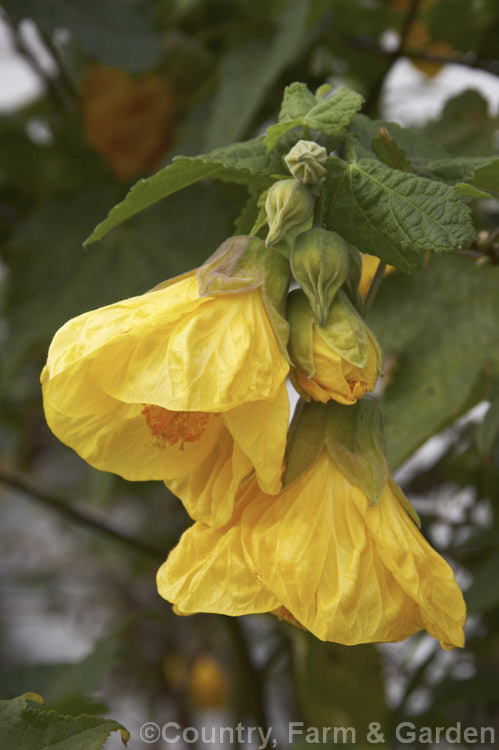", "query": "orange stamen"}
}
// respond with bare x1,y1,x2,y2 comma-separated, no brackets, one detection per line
142,404,212,449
